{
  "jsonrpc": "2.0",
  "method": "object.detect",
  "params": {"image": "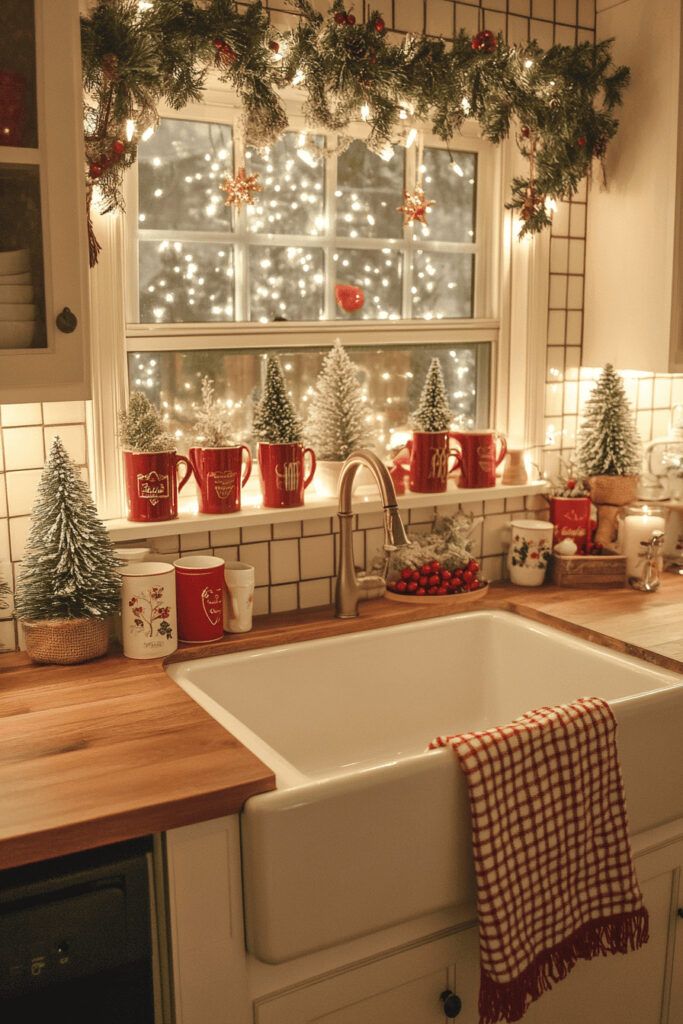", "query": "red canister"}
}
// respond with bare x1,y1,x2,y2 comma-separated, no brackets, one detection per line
123,450,192,522
189,445,252,514
549,496,592,554
393,431,460,494
451,430,507,489
174,555,225,643
257,442,316,508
